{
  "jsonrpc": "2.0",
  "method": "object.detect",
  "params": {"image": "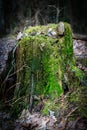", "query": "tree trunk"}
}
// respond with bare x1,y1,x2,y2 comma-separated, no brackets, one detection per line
0,0,4,32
